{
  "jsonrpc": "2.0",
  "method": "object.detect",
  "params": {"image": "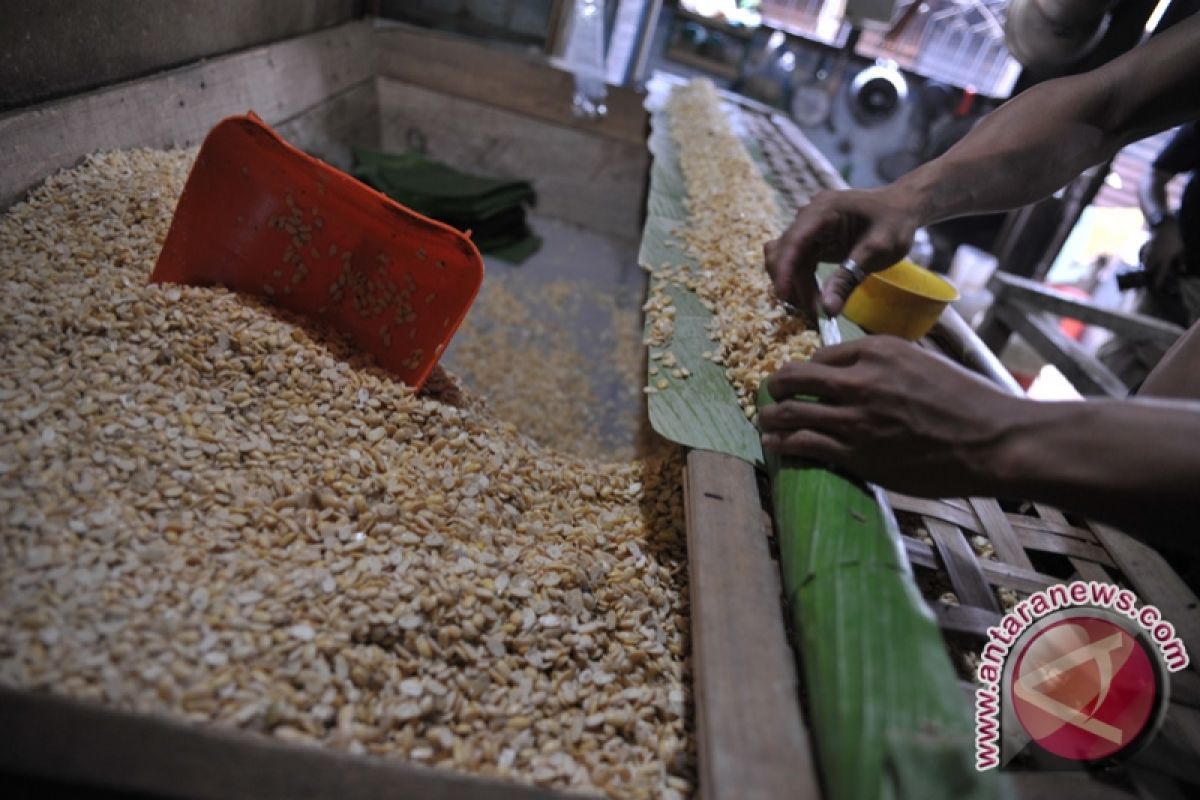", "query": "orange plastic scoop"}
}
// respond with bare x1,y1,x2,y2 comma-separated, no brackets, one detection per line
151,113,484,389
